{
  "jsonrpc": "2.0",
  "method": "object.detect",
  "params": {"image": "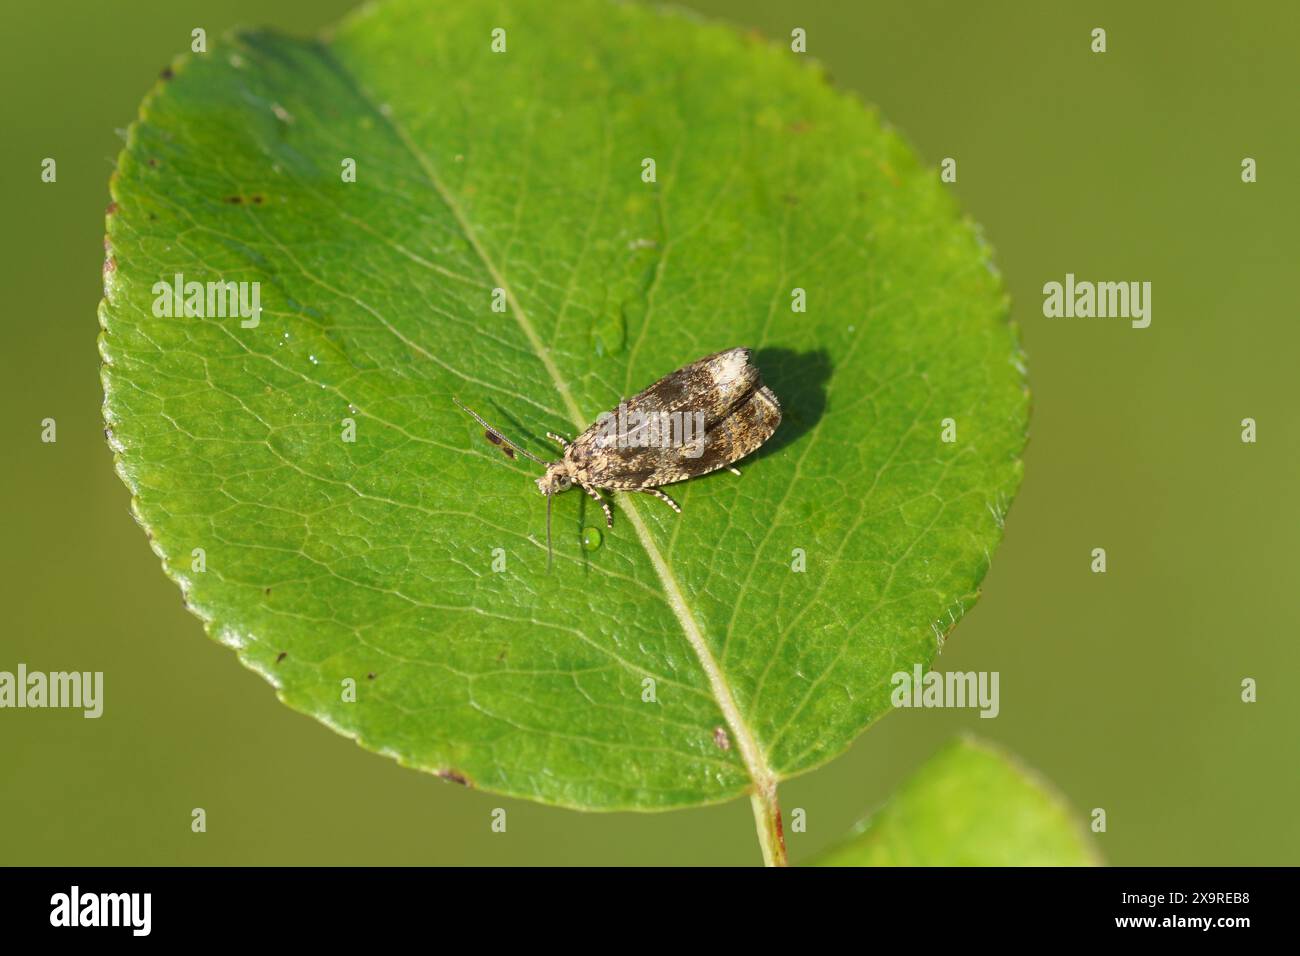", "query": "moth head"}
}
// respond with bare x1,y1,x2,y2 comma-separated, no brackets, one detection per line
536,463,574,496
